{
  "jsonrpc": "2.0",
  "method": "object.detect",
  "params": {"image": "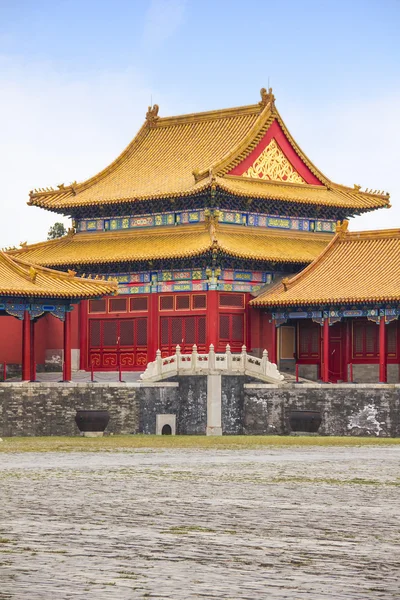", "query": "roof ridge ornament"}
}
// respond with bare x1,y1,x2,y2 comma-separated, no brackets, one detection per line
146,104,159,126
336,220,349,237
259,87,275,110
